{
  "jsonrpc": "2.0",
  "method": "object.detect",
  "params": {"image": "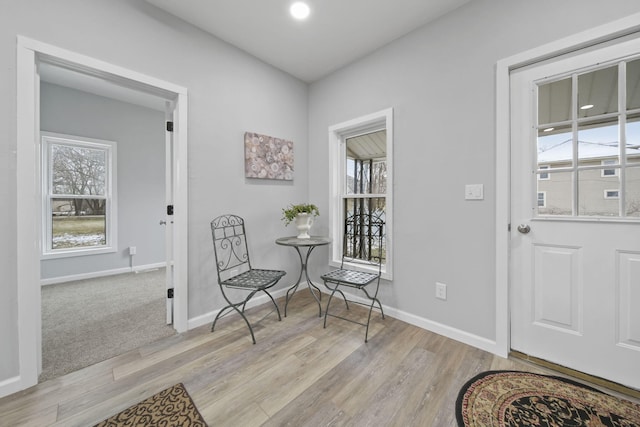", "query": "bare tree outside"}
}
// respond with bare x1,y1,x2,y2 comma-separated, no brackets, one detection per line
52,144,106,215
